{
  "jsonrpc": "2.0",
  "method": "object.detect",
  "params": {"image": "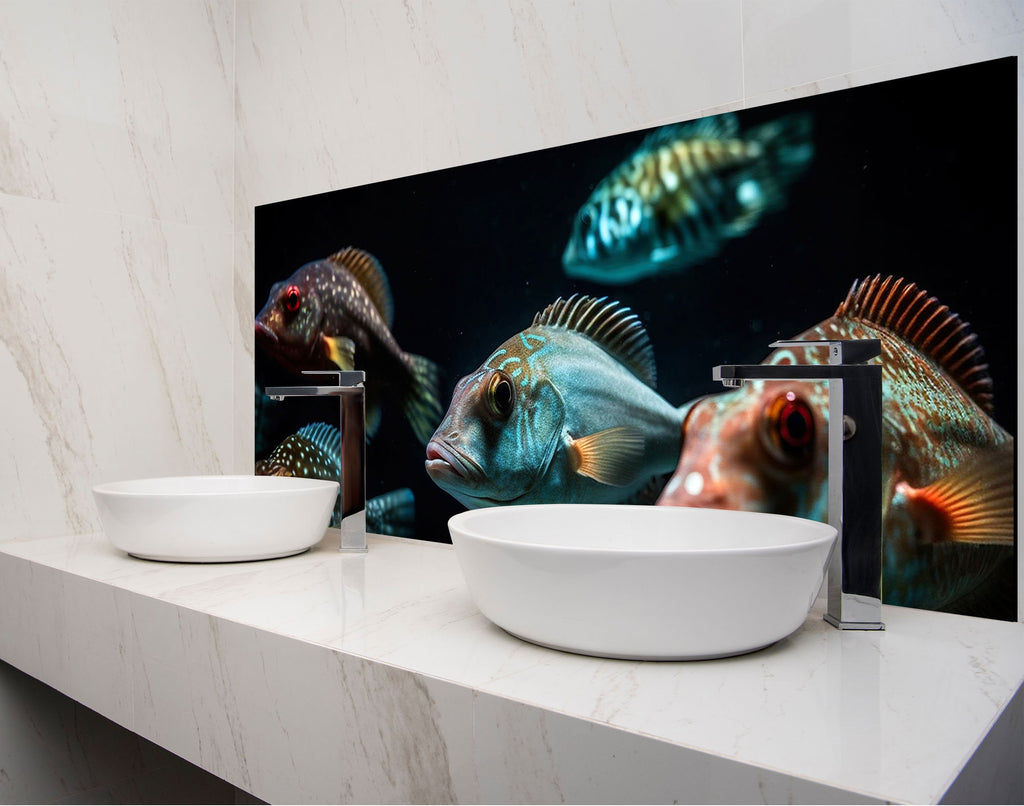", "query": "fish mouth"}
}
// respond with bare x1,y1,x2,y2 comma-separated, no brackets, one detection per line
425,439,521,506
425,439,482,484
254,320,279,345
254,319,318,370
